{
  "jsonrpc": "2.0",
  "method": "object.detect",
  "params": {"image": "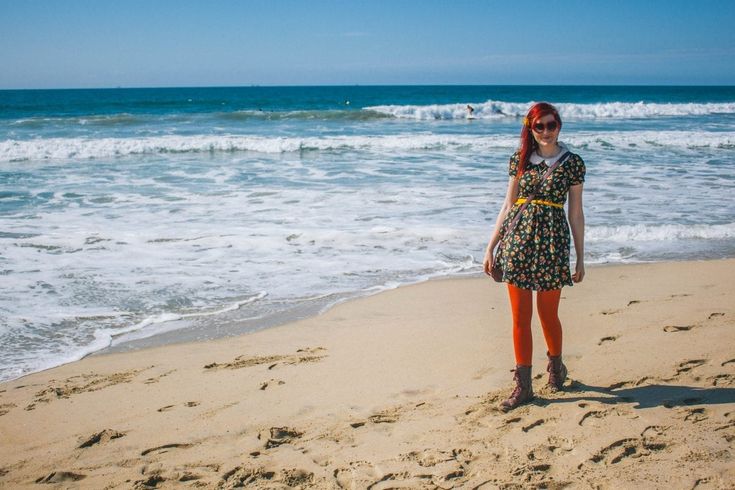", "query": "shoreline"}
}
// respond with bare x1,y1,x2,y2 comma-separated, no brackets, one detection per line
0,259,693,385
3,267,486,384
1,258,734,487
